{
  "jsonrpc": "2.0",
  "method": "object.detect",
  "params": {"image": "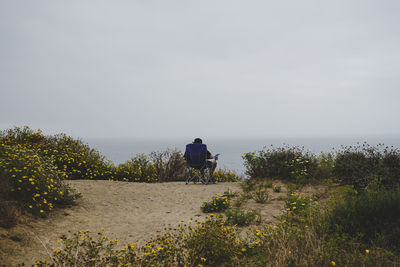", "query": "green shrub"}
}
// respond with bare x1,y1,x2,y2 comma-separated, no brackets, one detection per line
327,188,400,250
150,149,186,181
242,146,320,184
273,185,281,192
246,217,400,267
284,192,315,218
114,154,158,182
201,194,231,213
225,208,260,226
233,192,252,208
241,179,256,192
257,180,273,189
312,152,335,181
182,216,244,266
252,190,270,204
334,143,400,190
